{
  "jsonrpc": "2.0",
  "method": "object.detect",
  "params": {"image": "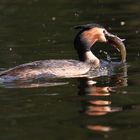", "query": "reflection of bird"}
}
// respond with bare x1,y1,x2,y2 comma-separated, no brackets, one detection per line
0,24,126,82
78,65,128,132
